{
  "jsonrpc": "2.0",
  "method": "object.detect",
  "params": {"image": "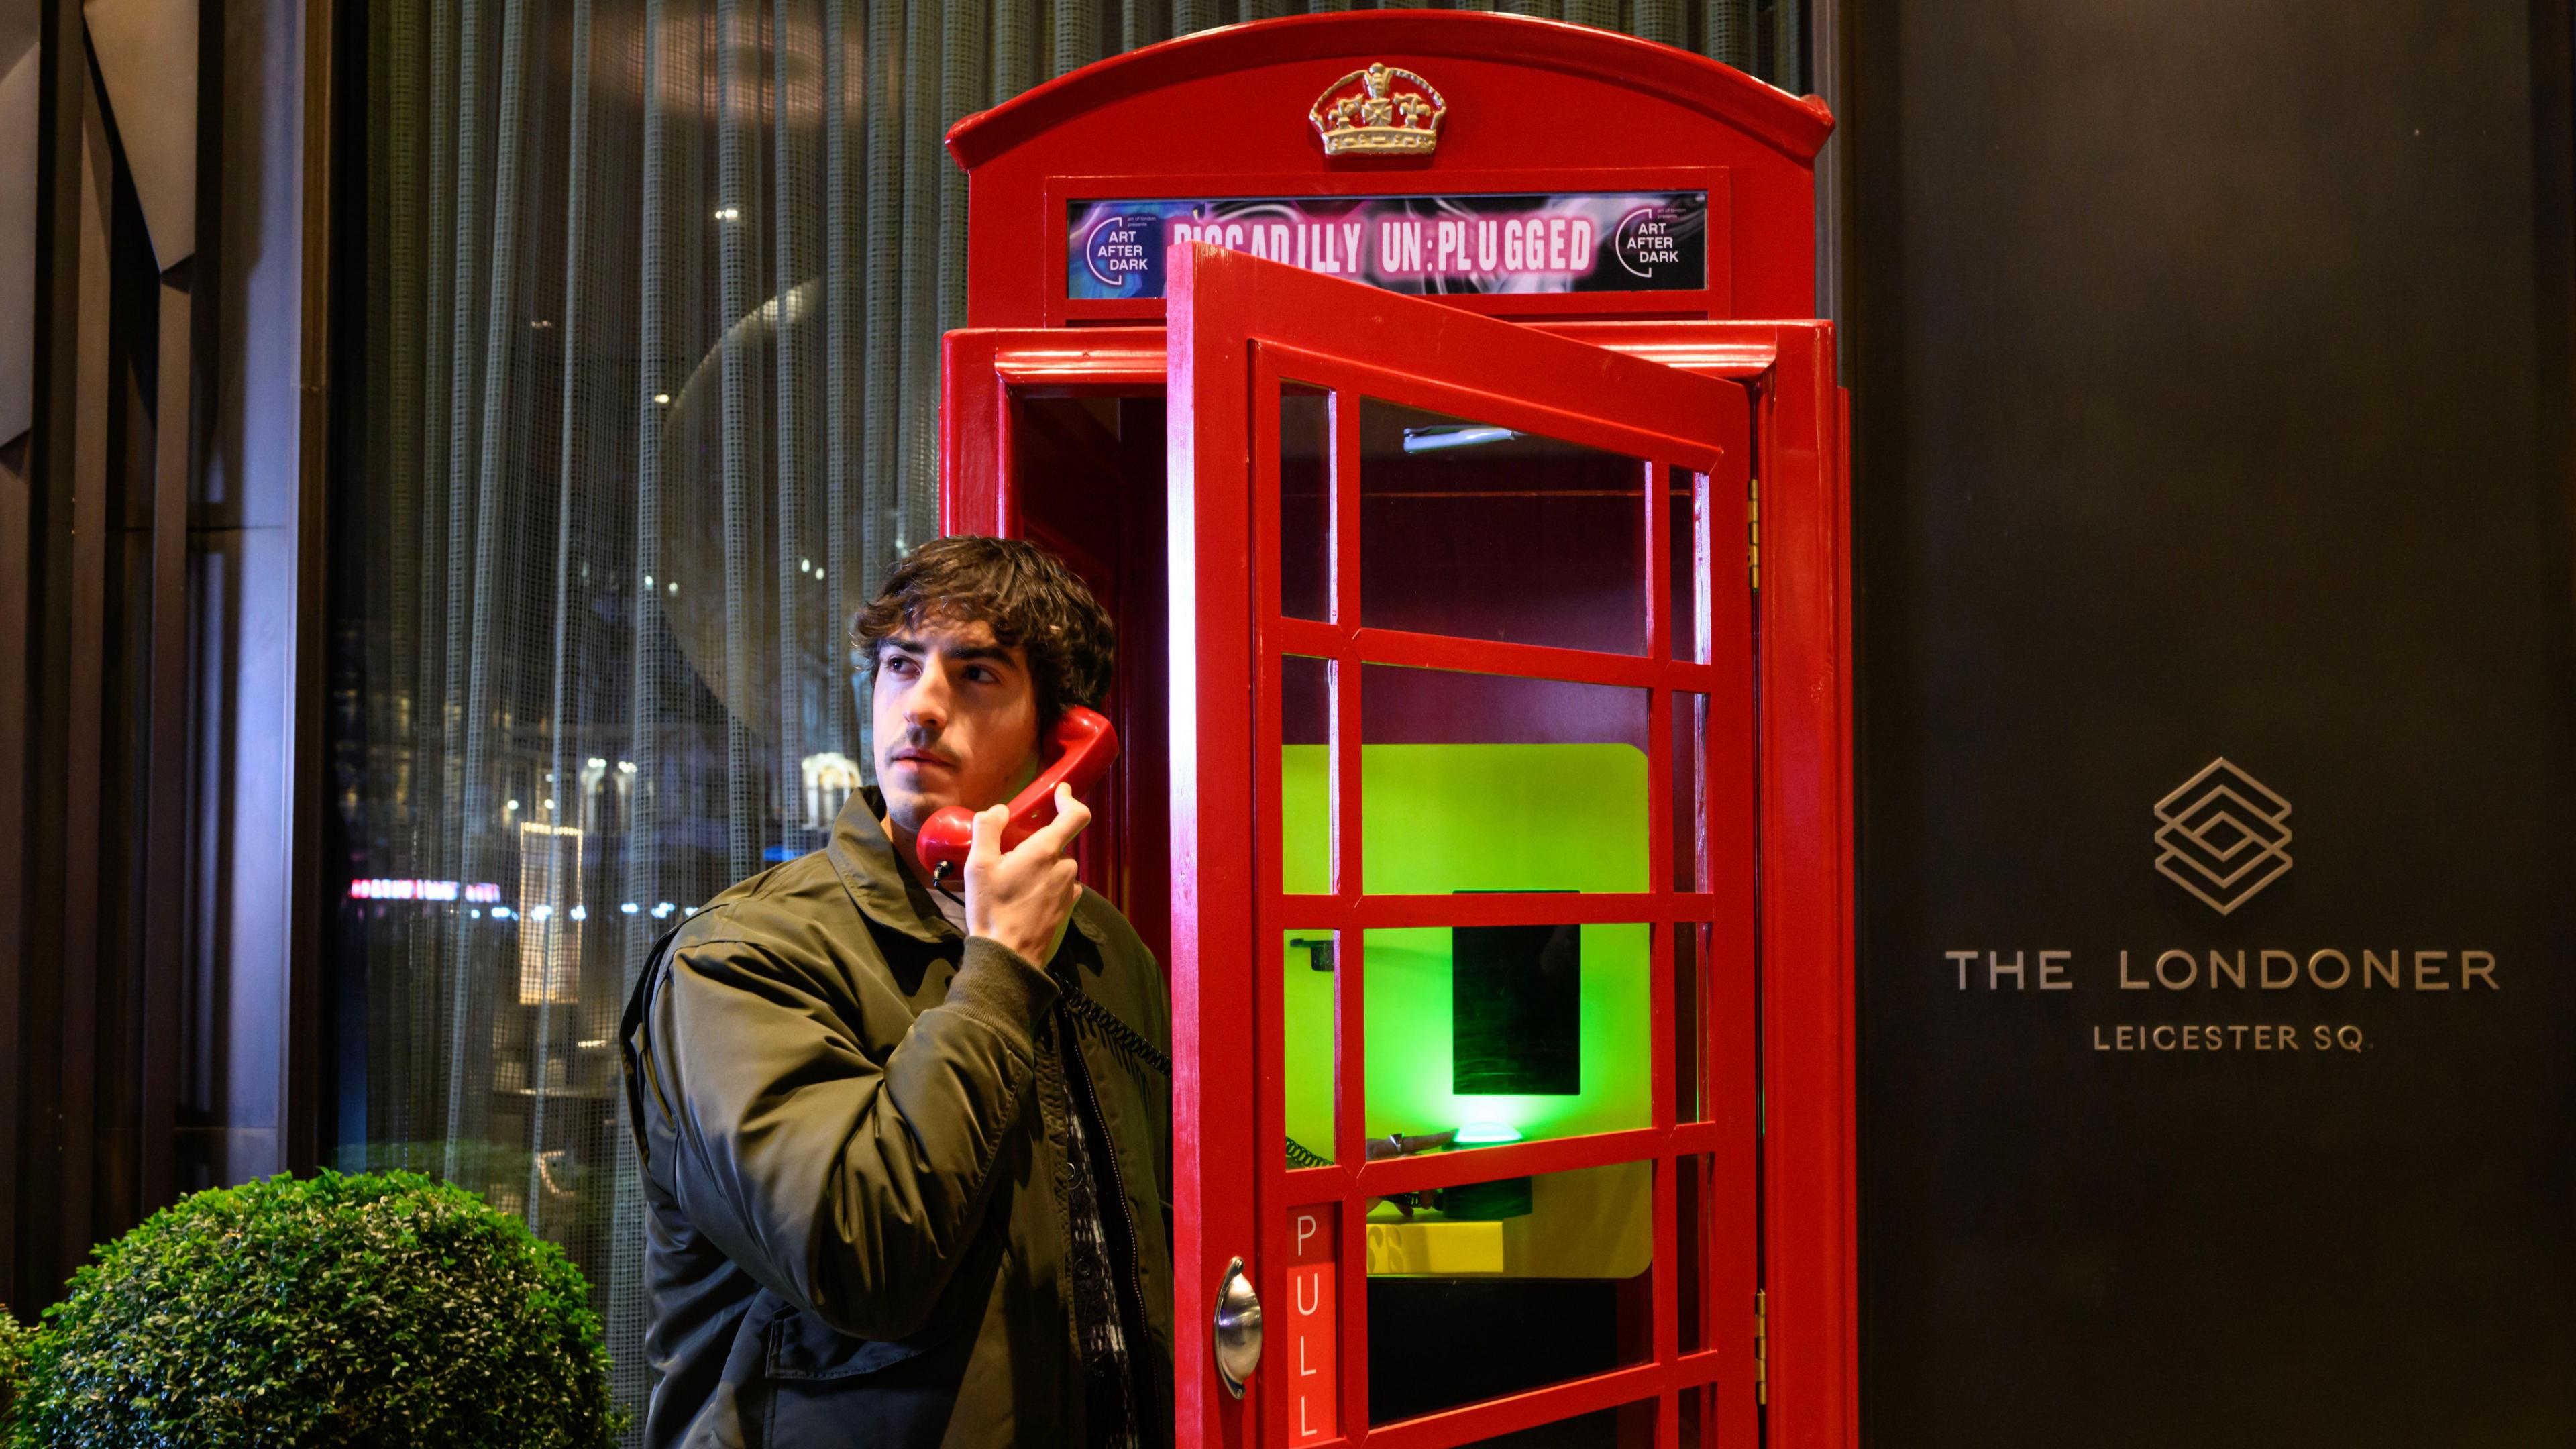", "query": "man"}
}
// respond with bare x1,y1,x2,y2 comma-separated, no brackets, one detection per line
623,536,1173,1448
